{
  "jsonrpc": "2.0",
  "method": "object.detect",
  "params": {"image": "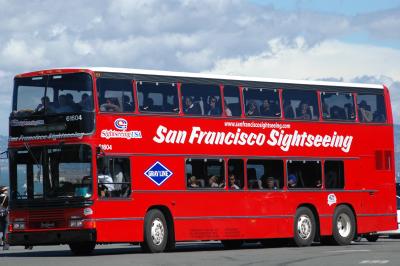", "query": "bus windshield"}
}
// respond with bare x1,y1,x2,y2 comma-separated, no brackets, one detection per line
10,72,94,138
9,144,92,201
13,72,93,116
